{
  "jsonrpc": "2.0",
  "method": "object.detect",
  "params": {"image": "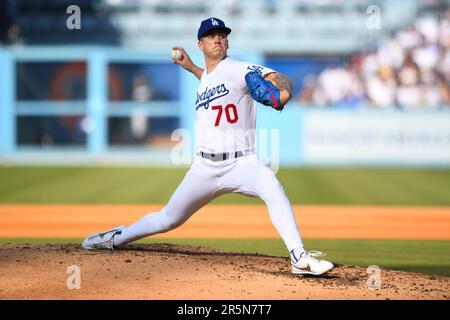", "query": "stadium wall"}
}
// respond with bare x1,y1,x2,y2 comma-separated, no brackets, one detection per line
0,46,449,167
